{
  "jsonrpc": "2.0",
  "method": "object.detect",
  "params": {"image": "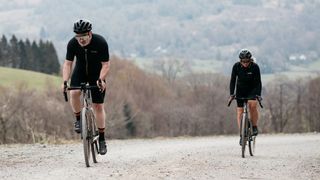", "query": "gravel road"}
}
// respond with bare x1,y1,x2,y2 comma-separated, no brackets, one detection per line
1,133,319,180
